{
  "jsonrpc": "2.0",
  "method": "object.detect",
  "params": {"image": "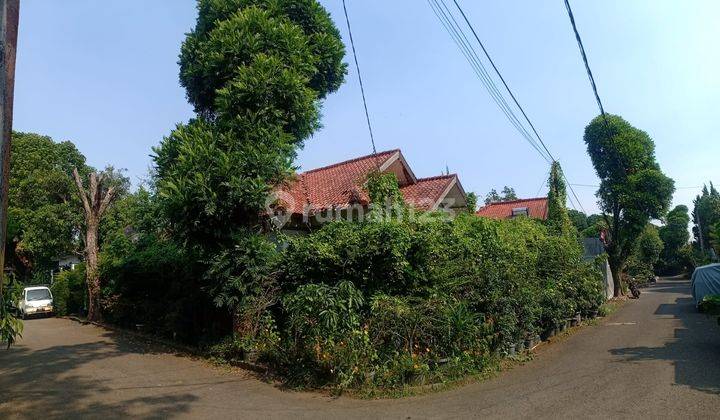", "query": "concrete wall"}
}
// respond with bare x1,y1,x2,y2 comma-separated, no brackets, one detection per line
599,258,614,299
582,238,614,299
